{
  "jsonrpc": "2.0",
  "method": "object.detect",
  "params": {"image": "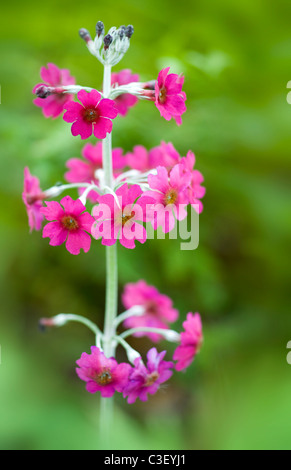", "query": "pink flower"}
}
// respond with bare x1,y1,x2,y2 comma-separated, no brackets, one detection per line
92,184,154,249
125,145,153,173
40,195,95,255
125,141,180,173
148,141,180,172
65,142,126,203
181,151,206,214
76,346,132,397
111,69,139,116
63,89,118,140
144,164,191,233
122,280,178,342
155,67,186,125
33,63,76,118
173,313,203,371
22,167,44,232
123,348,174,404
